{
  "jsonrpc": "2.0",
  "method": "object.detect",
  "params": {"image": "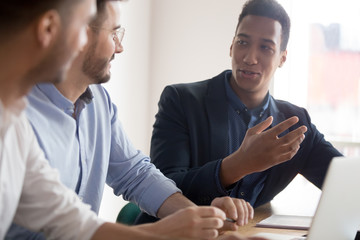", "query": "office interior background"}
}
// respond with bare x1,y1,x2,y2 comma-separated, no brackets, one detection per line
99,0,360,221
